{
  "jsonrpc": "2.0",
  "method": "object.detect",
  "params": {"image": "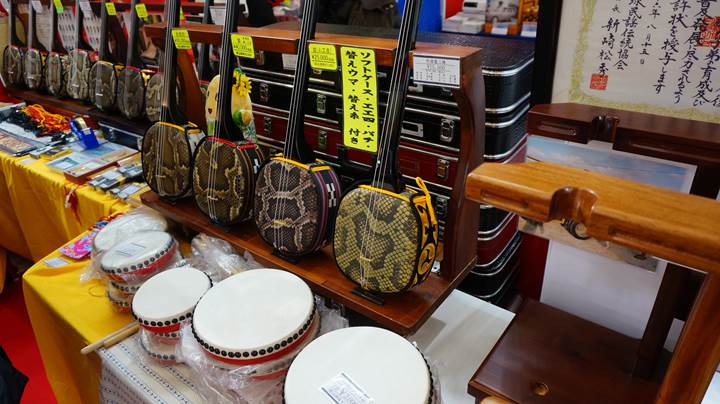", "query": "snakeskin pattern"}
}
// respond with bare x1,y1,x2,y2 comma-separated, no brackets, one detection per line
24,49,43,90
117,68,145,120
90,61,117,111
145,72,162,121
45,52,69,97
334,186,438,293
3,46,24,87
254,160,325,256
193,139,264,225
142,123,198,199
67,50,92,101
